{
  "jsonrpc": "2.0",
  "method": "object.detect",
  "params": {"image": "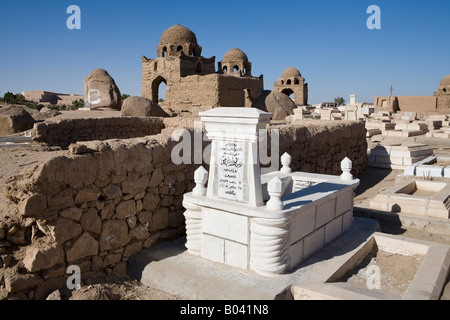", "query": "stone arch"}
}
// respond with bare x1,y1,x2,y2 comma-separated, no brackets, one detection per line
151,76,167,103
233,65,239,74
281,88,294,99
